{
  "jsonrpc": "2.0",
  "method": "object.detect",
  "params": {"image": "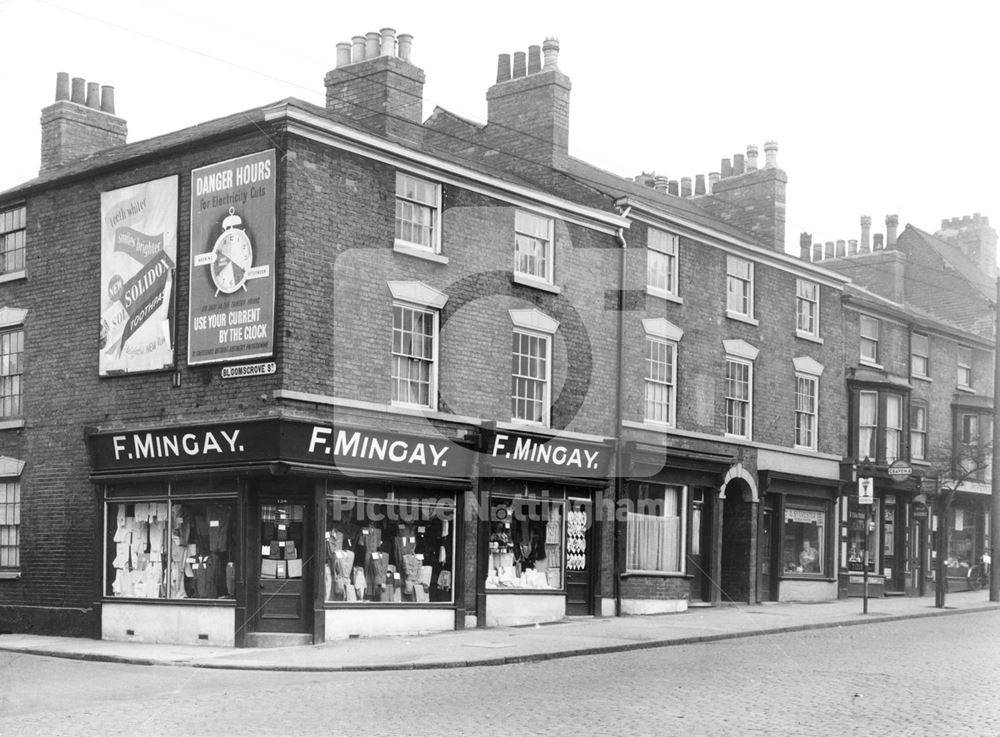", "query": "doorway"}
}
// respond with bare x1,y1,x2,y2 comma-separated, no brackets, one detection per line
251,496,311,634
759,500,776,601
565,497,593,615
686,488,711,602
